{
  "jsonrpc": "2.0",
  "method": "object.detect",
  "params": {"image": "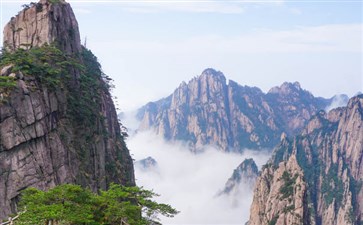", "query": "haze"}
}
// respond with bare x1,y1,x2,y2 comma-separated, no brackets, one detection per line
128,130,271,224
1,0,362,111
